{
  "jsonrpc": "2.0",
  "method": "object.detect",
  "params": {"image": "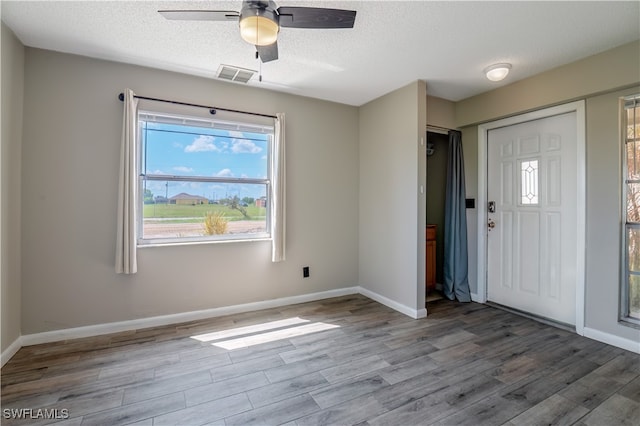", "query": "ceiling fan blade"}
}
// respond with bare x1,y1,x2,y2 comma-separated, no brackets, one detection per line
256,42,278,63
158,10,240,21
277,7,356,29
